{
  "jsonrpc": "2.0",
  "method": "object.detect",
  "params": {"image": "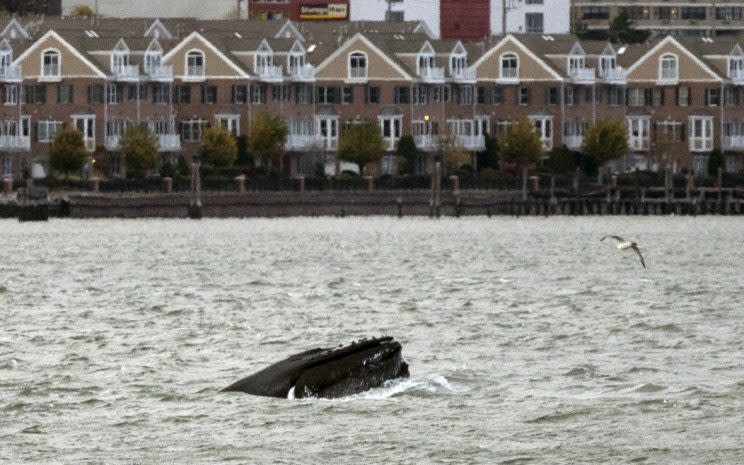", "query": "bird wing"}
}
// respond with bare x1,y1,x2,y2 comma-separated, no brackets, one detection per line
601,235,625,243
631,245,646,268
